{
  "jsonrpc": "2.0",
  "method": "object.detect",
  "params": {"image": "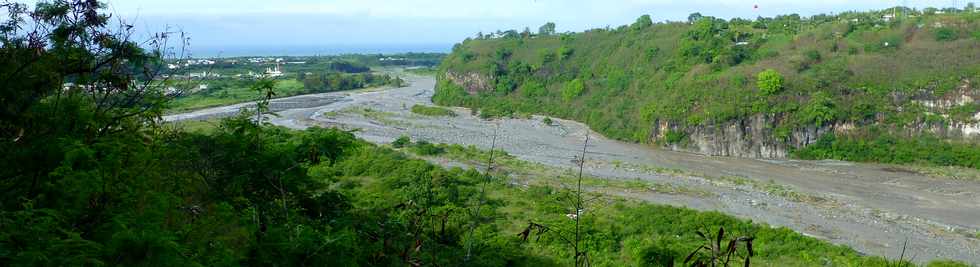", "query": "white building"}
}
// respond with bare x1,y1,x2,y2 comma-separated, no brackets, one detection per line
264,62,284,77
